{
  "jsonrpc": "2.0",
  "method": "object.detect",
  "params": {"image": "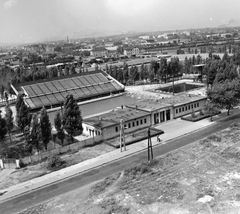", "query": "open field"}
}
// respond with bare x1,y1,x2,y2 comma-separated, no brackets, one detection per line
17,122,240,214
